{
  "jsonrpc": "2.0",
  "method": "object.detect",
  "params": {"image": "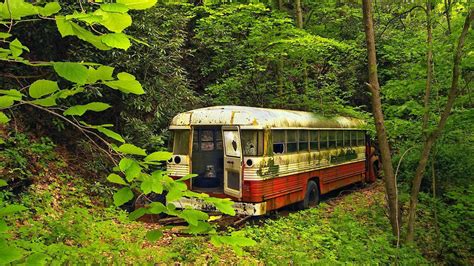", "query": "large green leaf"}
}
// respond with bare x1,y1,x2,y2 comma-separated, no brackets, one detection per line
113,187,134,206
9,38,29,57
0,89,21,98
147,202,167,214
29,80,59,99
0,179,8,187
97,127,125,143
116,0,157,10
0,112,10,124
63,102,111,116
55,17,111,51
144,151,172,162
87,65,114,84
104,79,144,95
117,144,147,156
178,209,209,226
0,243,23,265
119,158,142,182
146,229,163,241
38,2,61,16
102,33,131,50
31,95,57,107
204,198,235,216
53,62,88,85
1,0,38,19
106,173,127,185
94,9,132,33
0,96,17,108
128,207,146,220
140,173,163,194
100,3,129,13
